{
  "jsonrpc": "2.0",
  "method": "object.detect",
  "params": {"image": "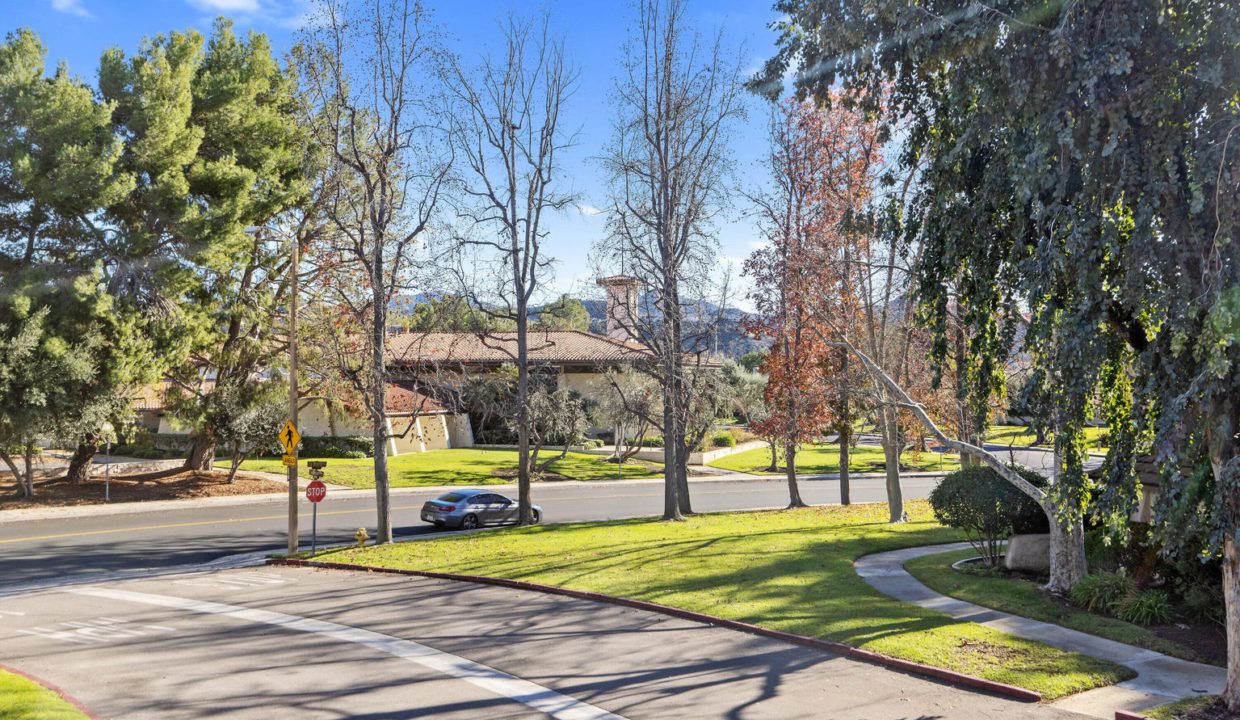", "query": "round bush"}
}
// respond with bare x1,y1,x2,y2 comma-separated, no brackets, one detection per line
711,433,736,448
928,464,1049,566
